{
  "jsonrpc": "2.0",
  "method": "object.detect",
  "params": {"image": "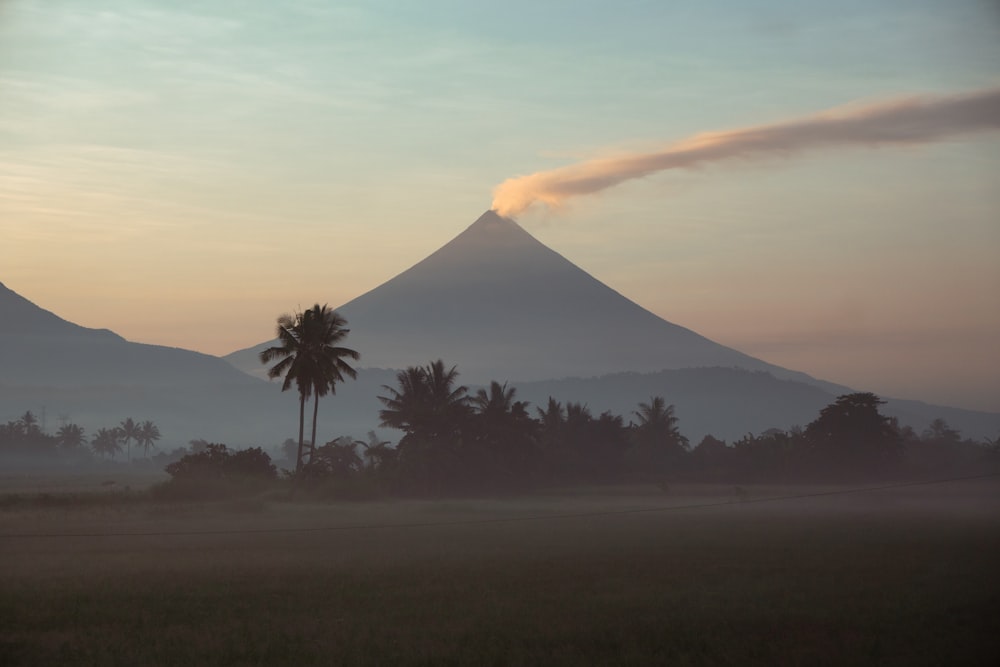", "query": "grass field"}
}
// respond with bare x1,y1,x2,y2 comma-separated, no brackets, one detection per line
1,477,998,665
